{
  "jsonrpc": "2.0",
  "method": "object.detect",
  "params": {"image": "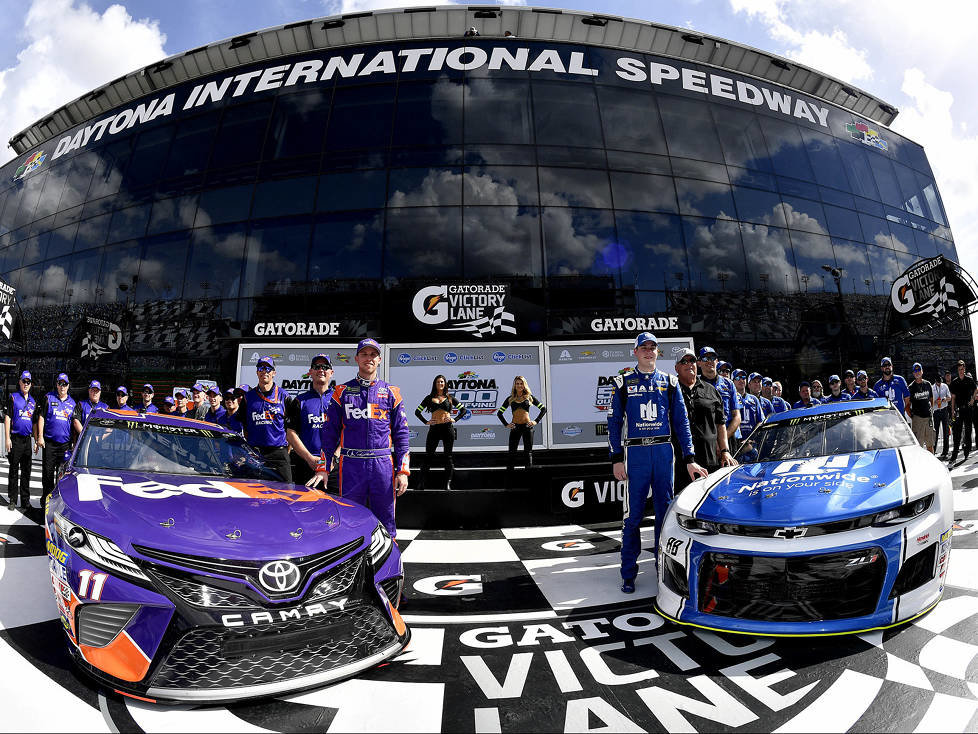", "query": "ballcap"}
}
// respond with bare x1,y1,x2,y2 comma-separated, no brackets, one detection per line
633,332,657,349
89,380,101,390
356,338,381,354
